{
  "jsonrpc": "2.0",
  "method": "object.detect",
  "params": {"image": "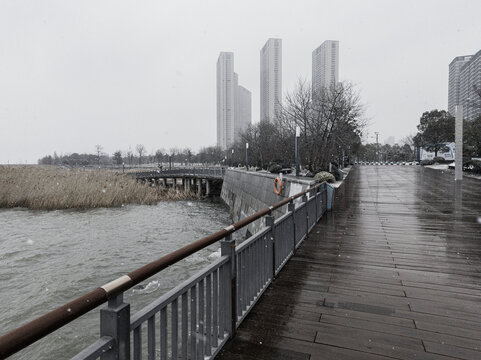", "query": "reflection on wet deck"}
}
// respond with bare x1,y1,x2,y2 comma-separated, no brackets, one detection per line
216,166,481,360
